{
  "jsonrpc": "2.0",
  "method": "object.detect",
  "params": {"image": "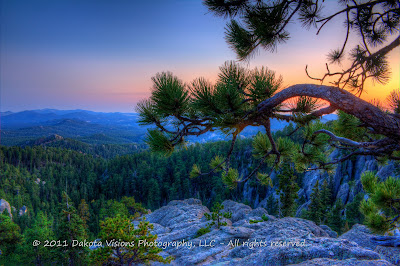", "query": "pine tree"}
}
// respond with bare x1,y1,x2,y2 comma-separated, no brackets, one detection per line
320,179,333,222
204,202,232,229
55,192,88,265
78,199,90,231
360,171,400,235
265,194,278,217
306,180,323,224
20,212,55,265
327,199,345,235
120,196,148,218
0,212,21,261
277,163,299,217
345,193,365,228
90,215,172,265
